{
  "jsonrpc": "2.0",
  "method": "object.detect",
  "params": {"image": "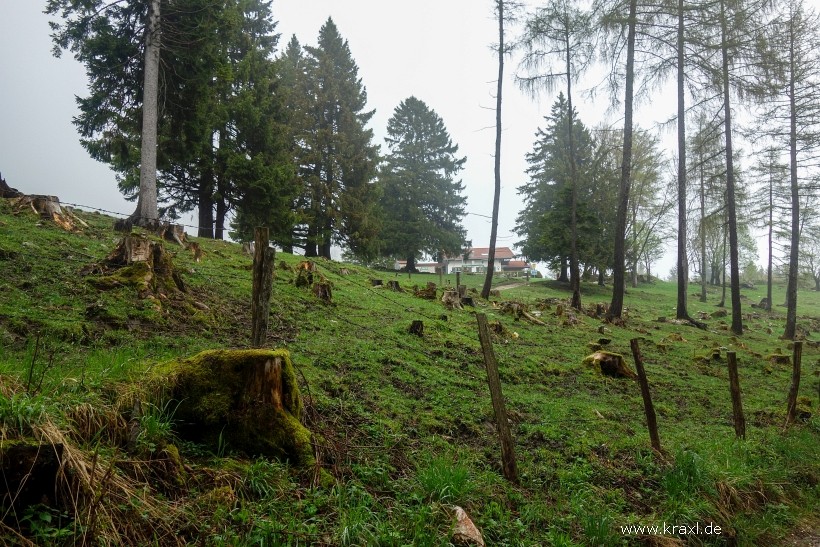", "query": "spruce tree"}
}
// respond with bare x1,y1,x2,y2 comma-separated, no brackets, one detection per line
297,18,379,259
379,97,468,271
